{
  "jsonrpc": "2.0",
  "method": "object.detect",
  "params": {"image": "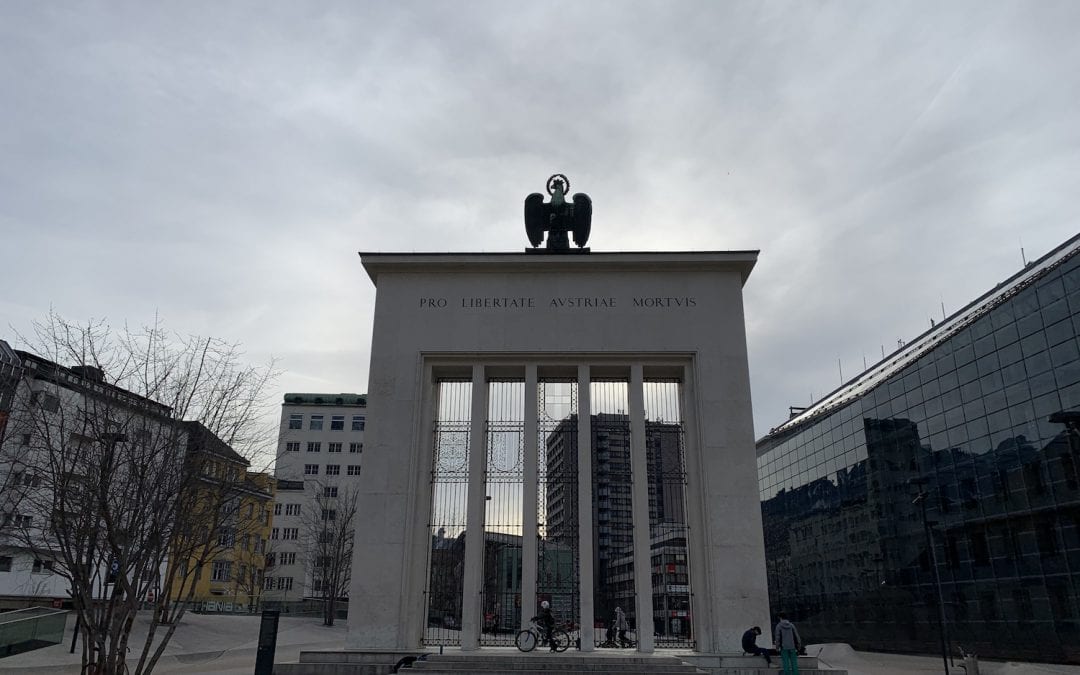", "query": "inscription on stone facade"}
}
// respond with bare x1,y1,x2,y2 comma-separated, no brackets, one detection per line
418,296,697,309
